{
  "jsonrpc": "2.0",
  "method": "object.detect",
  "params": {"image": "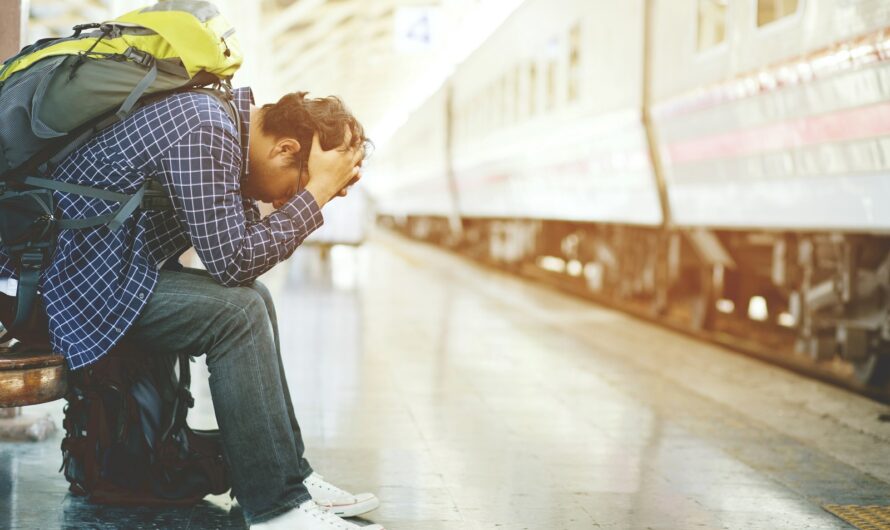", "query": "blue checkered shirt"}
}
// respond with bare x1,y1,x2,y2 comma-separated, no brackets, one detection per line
0,87,324,370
